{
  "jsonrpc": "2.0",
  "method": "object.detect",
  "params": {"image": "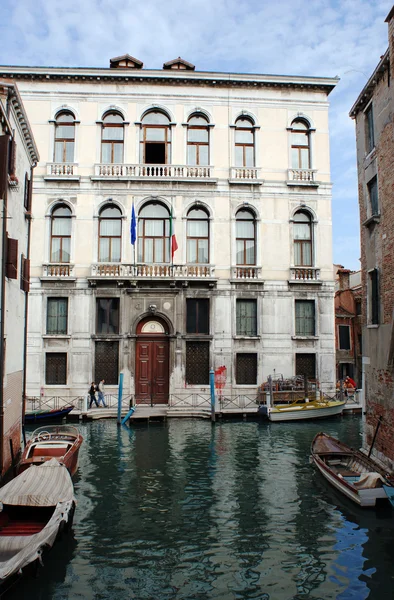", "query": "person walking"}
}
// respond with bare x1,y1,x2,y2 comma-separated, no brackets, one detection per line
88,382,99,409
97,379,107,407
